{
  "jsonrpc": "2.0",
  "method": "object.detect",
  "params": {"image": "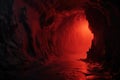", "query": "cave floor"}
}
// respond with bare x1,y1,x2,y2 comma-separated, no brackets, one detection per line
15,58,112,80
